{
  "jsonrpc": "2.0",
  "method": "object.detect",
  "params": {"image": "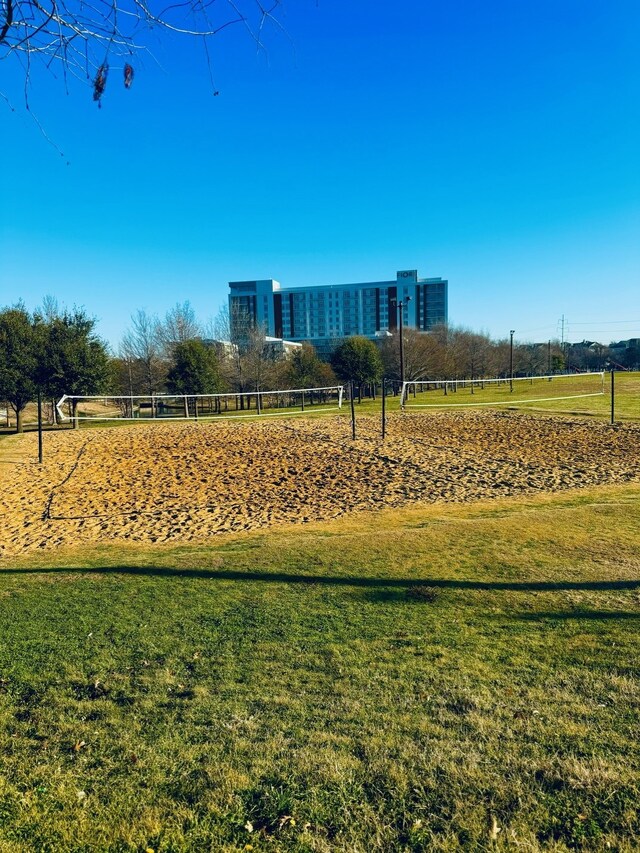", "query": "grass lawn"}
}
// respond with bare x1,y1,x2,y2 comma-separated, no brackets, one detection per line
1,486,639,851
